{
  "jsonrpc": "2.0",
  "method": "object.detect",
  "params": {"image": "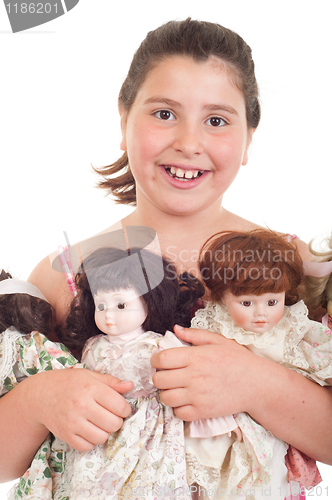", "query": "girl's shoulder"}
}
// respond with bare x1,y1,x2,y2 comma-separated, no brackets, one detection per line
28,255,73,326
219,211,311,260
